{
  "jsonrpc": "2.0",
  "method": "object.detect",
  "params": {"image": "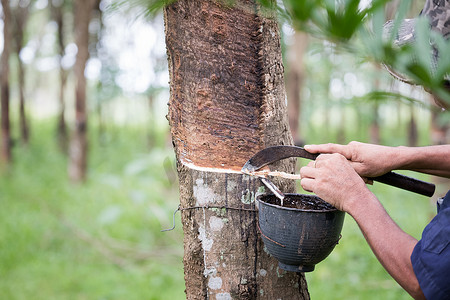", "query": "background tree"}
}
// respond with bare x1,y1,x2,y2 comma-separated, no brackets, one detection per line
68,0,98,181
50,0,70,151
286,31,308,145
12,0,31,145
1,0,12,165
164,0,309,298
